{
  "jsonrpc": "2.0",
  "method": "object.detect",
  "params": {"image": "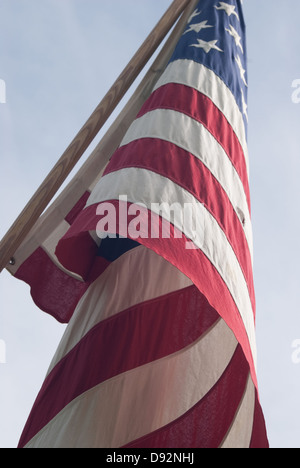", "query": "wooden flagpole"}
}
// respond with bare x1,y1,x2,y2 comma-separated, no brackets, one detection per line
6,0,199,276
0,0,192,274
